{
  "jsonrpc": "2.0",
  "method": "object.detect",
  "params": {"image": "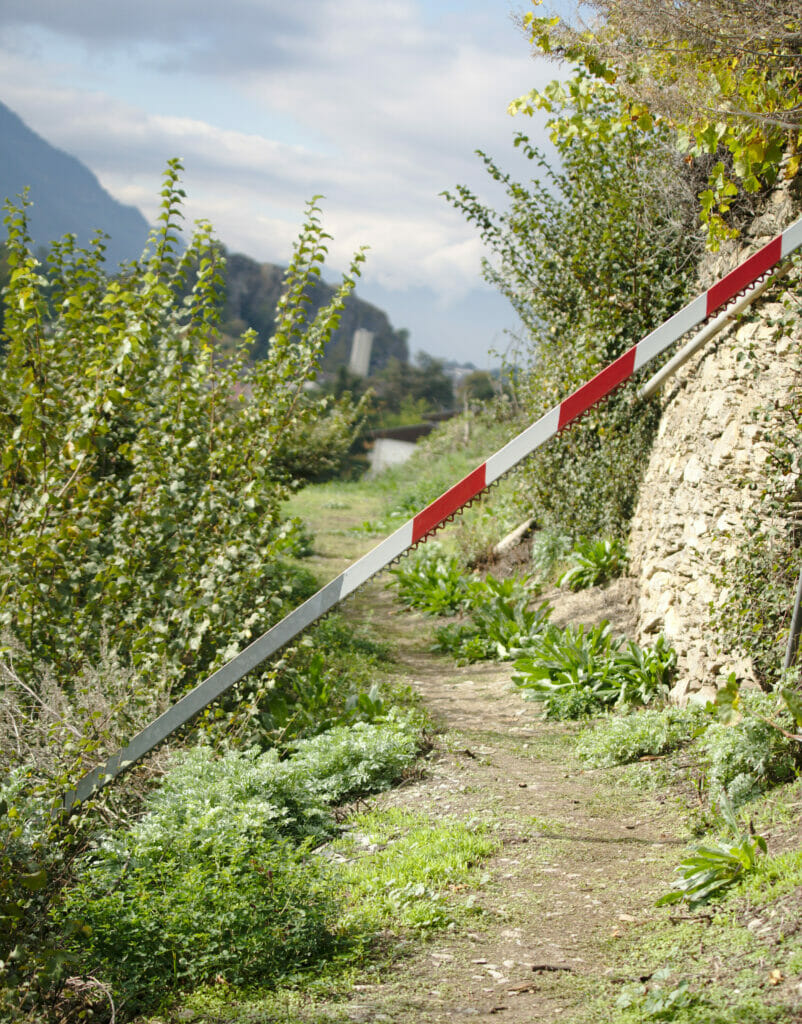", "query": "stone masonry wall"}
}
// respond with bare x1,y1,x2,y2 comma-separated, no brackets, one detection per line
629,188,801,704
